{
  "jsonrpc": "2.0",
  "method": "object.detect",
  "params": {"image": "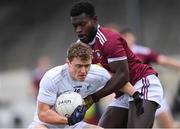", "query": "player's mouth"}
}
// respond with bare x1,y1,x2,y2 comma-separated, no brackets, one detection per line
78,75,86,80
78,35,87,42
